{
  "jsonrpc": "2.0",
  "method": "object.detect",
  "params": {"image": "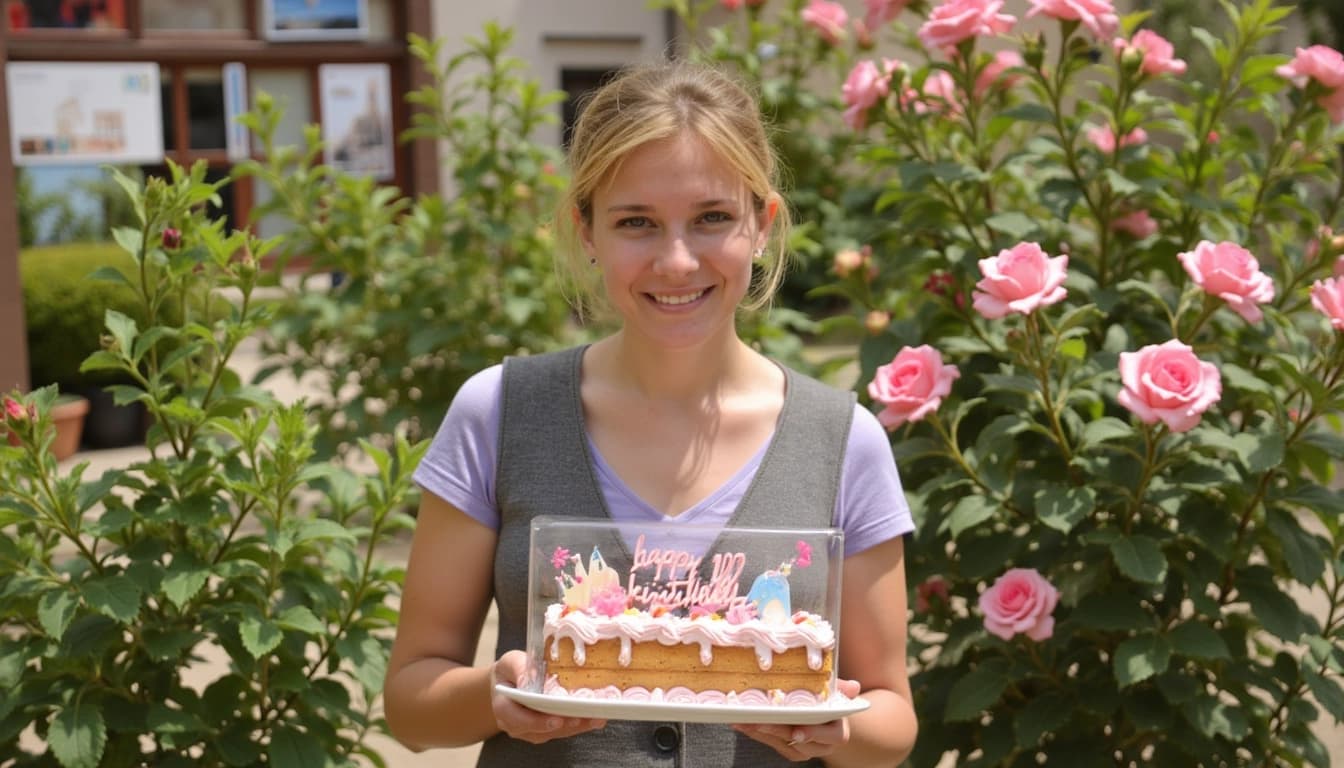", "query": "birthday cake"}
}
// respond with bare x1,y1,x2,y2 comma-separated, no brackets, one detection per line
540,535,836,705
